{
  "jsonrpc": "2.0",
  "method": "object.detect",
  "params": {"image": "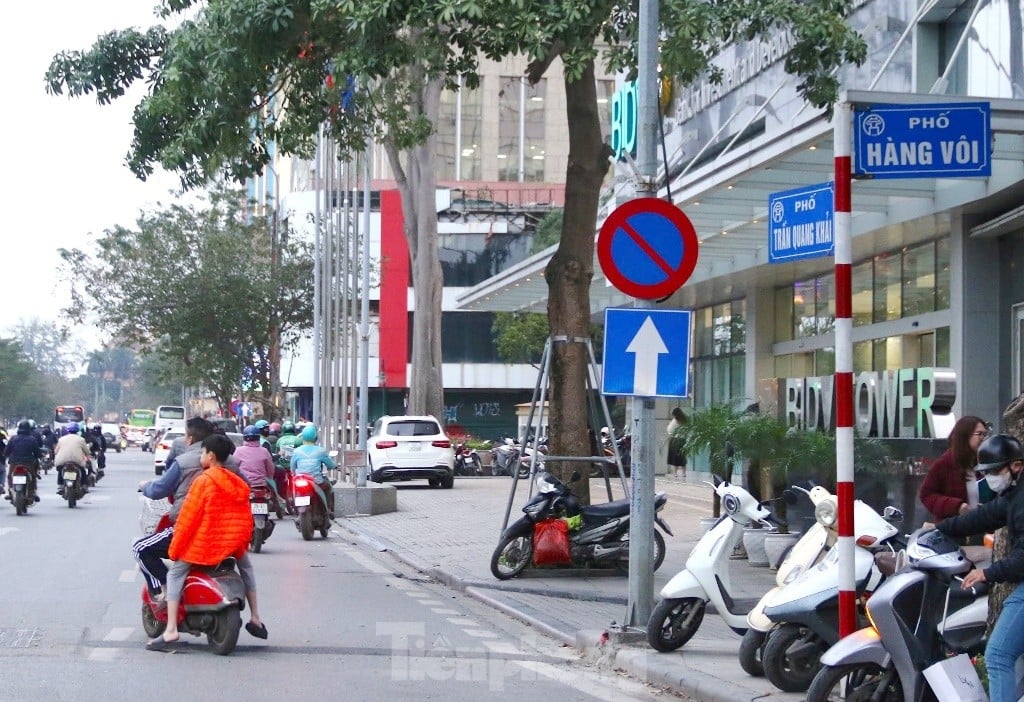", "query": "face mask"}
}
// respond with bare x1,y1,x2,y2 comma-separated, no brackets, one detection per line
985,471,1012,494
